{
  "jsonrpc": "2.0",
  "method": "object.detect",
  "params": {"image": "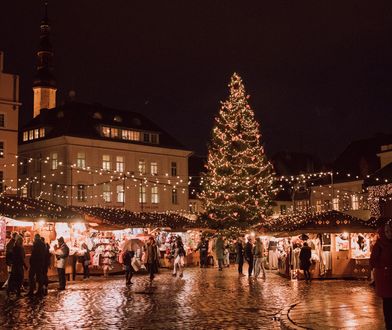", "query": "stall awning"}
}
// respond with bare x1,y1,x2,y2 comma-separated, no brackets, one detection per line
0,195,82,222
263,210,377,235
